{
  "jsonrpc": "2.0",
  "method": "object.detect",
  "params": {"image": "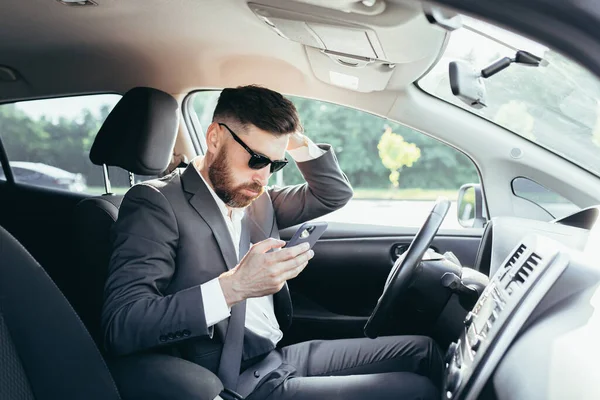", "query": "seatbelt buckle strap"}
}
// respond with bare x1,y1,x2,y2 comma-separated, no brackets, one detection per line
219,388,244,400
